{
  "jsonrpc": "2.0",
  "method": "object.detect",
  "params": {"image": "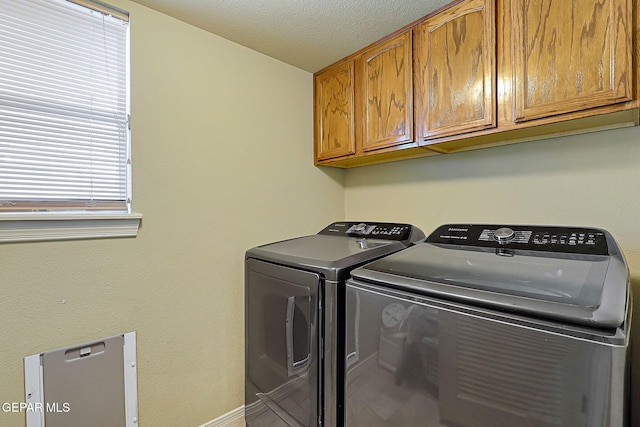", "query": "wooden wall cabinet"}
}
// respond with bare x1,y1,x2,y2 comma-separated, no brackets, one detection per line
314,31,433,167
314,0,639,167
360,32,414,152
511,0,633,123
314,60,356,161
415,0,496,141
430,0,639,154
